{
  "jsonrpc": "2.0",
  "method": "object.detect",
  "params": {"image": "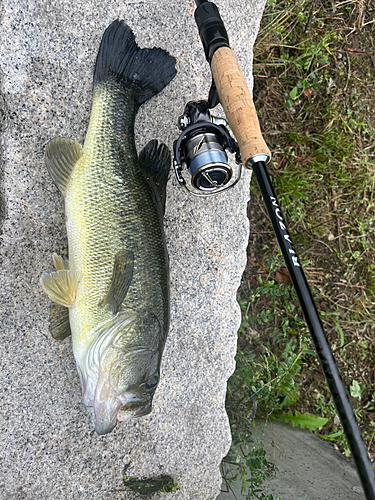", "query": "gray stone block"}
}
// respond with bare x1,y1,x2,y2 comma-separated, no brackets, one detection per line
0,1,266,498
218,420,364,500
